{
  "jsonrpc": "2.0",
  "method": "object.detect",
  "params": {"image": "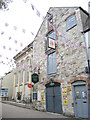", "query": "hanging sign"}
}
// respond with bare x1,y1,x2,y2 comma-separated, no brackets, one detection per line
32,73,39,83
48,37,55,49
